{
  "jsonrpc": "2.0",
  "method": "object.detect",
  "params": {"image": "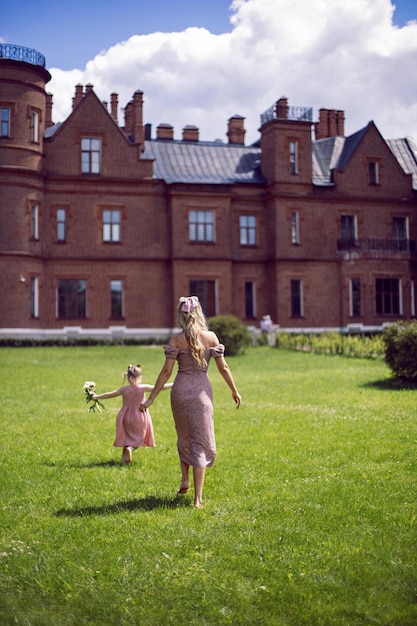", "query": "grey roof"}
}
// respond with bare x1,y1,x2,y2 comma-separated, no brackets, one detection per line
312,128,417,189
42,119,417,190
386,136,417,189
312,135,345,185
44,122,62,138
142,139,264,185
